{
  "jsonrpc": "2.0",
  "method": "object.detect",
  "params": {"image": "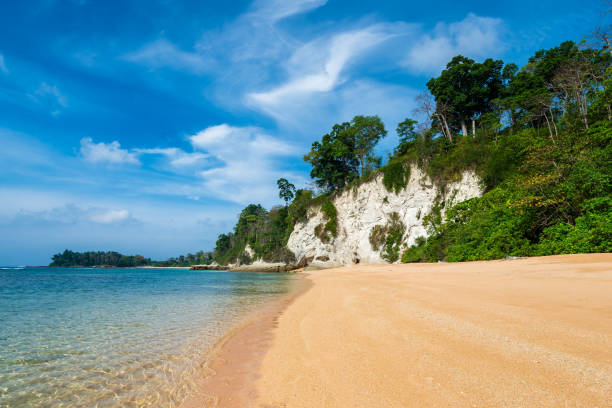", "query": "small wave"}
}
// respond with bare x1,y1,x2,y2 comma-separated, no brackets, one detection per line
0,267,25,270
